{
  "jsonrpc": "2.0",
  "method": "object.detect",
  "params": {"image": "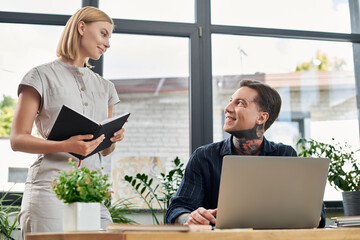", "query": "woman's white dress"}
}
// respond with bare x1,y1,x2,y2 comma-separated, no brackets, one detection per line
18,59,120,238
